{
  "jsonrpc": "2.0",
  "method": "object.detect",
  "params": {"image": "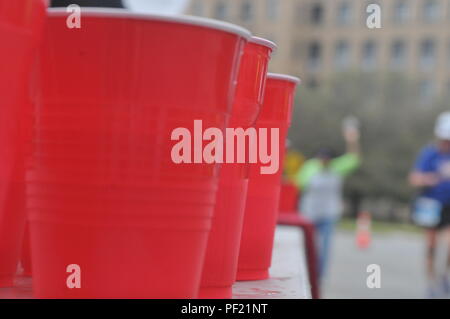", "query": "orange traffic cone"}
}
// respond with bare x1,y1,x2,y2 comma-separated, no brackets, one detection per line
356,211,372,250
